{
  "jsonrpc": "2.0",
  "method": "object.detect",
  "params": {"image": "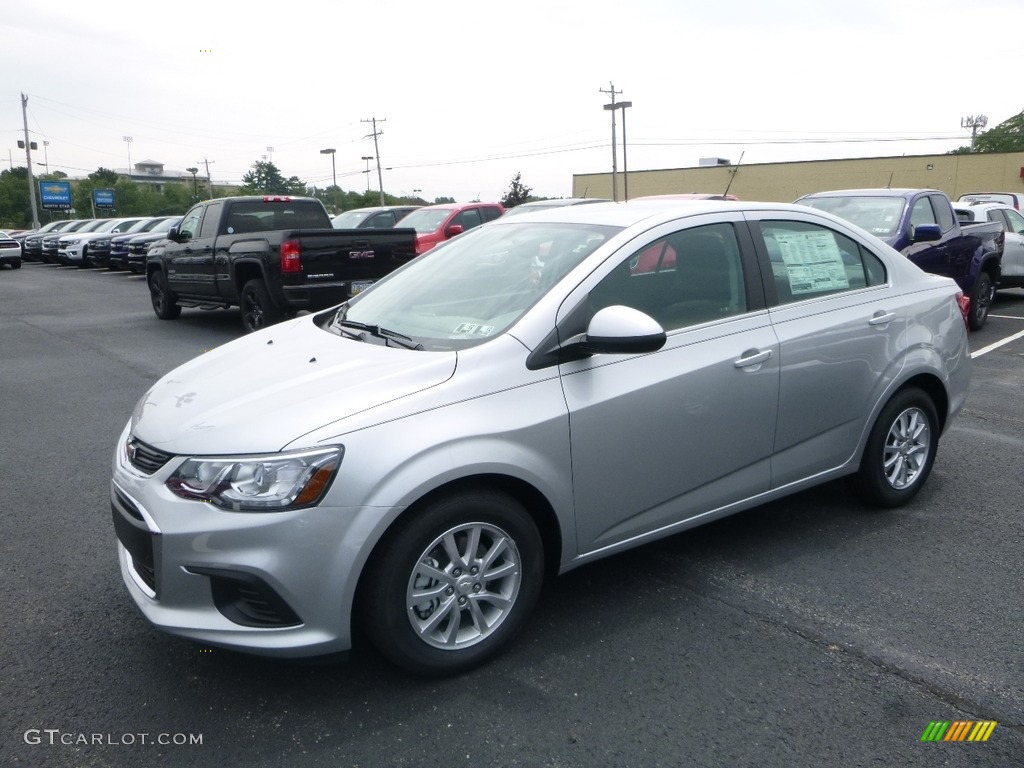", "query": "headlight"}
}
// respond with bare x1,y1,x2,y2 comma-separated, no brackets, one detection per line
166,447,343,511
94,239,109,247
